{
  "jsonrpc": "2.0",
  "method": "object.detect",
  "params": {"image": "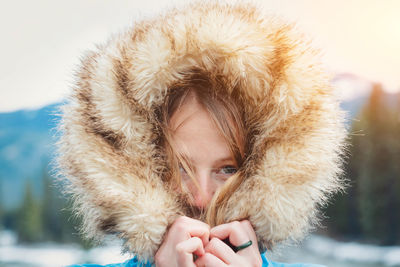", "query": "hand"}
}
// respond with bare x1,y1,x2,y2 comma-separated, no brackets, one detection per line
155,216,210,267
195,220,262,267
